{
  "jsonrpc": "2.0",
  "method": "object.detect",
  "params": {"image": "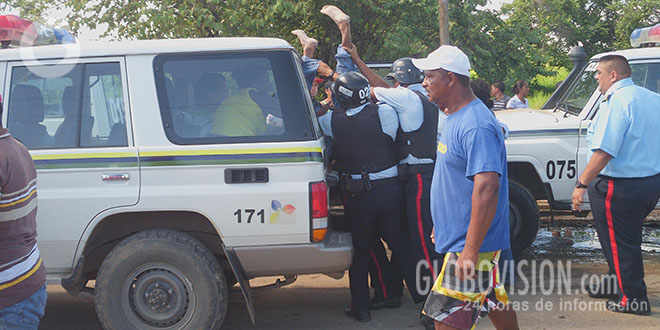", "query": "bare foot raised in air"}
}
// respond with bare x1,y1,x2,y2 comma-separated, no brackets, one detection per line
291,29,318,57
320,5,350,24
321,5,351,48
